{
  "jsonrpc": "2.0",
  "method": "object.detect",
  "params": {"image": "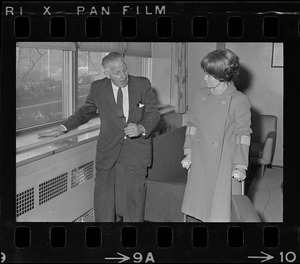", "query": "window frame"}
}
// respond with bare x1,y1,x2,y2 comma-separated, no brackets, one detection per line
16,47,74,134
